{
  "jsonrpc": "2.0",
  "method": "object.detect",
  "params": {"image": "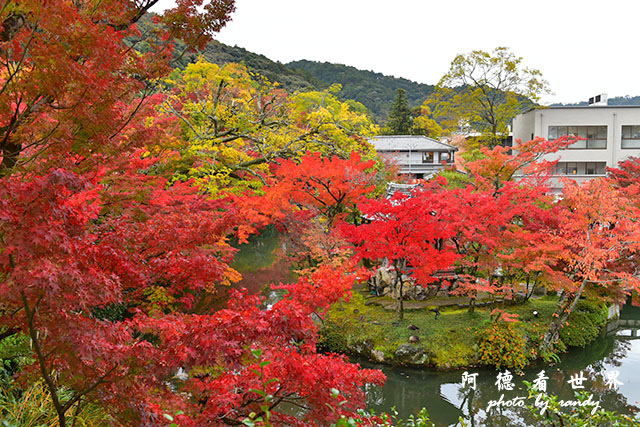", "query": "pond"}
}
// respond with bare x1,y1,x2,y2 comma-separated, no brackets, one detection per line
359,302,640,426
197,227,296,312
226,233,640,425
